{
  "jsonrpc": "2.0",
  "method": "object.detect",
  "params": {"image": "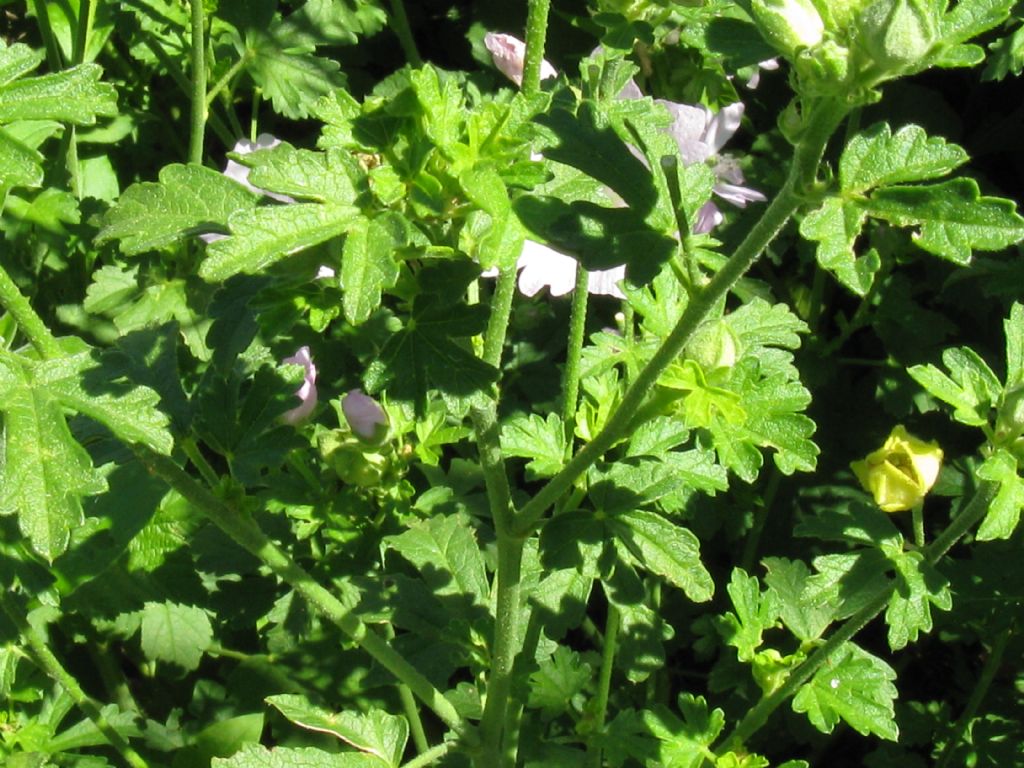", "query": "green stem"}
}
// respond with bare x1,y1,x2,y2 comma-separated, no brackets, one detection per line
71,0,96,64
483,266,518,369
205,54,249,109
182,436,220,487
0,596,149,768
586,603,620,768
30,0,63,69
935,624,1012,768
388,0,422,67
912,502,925,549
477,537,525,765
0,260,62,358
521,0,552,97
740,469,781,573
401,741,453,768
513,98,848,538
560,263,590,443
135,448,476,746
713,480,998,756
400,683,431,755
188,0,208,164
